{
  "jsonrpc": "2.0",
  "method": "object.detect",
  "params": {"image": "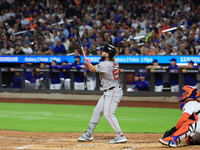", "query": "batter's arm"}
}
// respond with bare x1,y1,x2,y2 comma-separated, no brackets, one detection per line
87,64,98,73
85,59,106,73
